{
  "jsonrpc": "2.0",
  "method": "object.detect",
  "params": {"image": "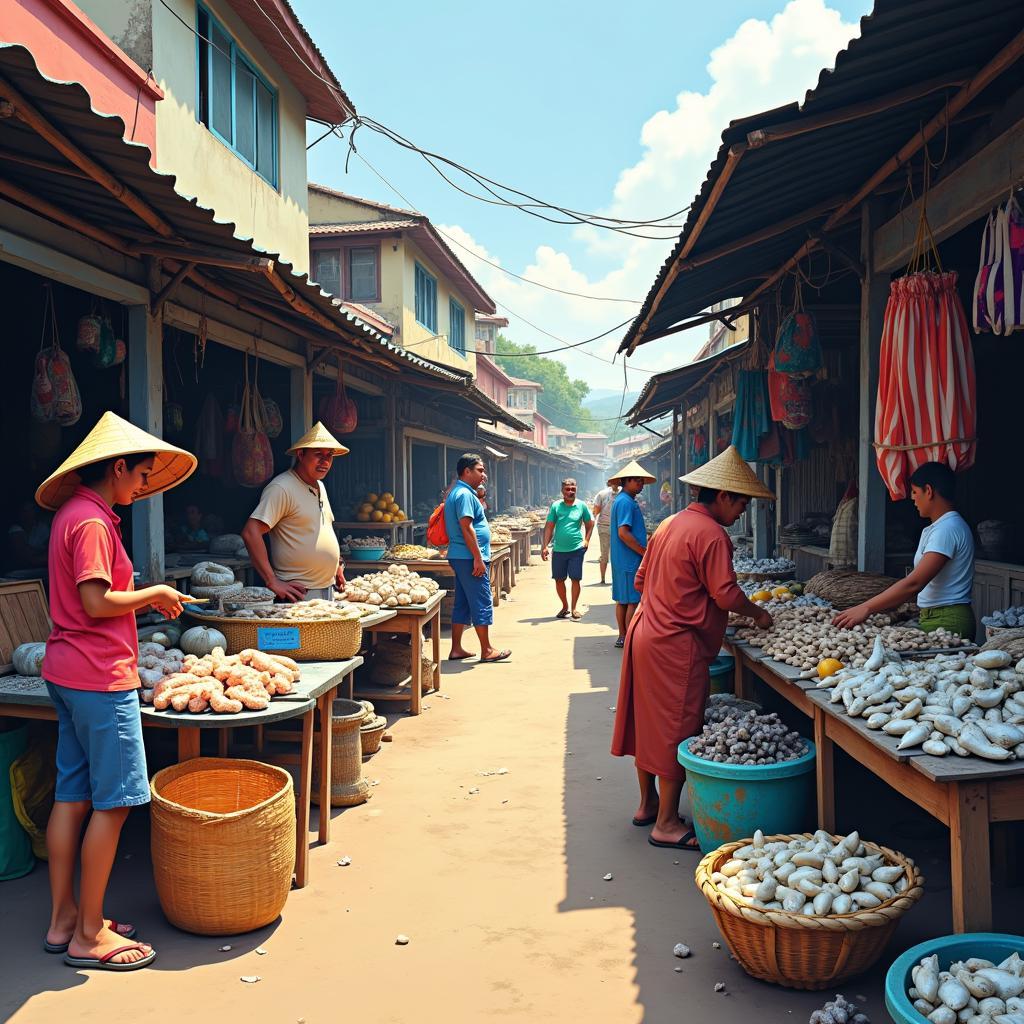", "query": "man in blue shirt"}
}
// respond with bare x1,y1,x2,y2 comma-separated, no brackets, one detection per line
608,460,655,648
444,453,510,663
